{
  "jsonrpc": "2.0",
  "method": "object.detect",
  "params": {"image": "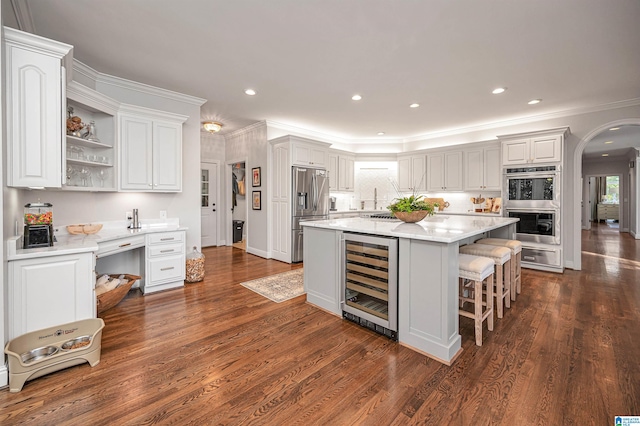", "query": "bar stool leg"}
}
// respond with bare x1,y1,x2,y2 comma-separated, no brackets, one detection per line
486,273,494,332
510,254,517,301
503,259,511,309
516,252,522,294
473,278,483,346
